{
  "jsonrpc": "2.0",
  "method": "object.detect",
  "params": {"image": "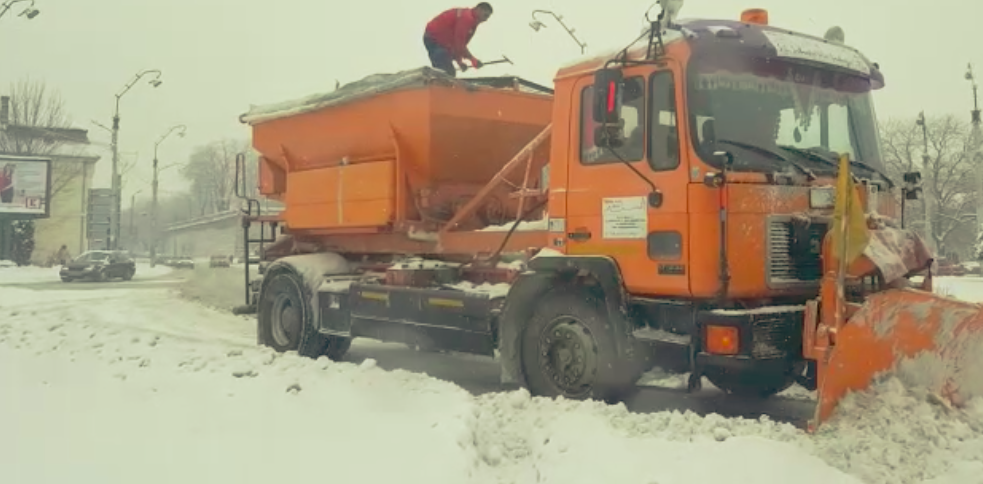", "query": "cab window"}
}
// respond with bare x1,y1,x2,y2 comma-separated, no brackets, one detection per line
580,76,645,164
648,71,679,171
